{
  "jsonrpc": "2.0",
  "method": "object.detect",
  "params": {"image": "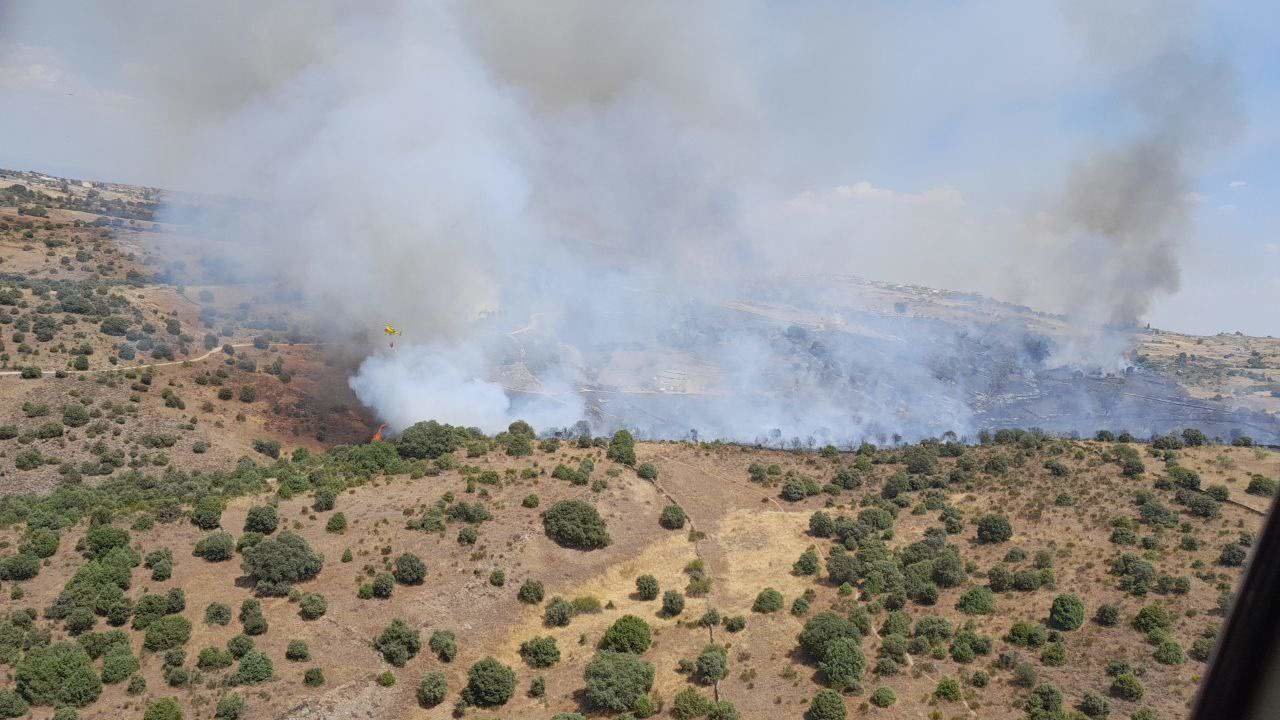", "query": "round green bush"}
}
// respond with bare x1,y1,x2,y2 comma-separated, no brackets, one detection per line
976,514,1013,544
214,693,244,720
635,574,659,601
818,636,865,691
242,505,278,534
662,590,685,617
375,619,421,667
142,698,183,720
753,588,784,613
600,615,652,654
870,686,896,707
299,593,327,620
956,586,995,615
659,505,686,530
230,650,273,685
543,500,611,549
418,671,447,707
463,657,516,707
517,579,544,604
1049,594,1085,631
519,636,560,668
393,553,427,585
0,689,28,719
1110,672,1144,700
804,689,847,720
429,630,457,662
144,615,192,651
193,532,235,562
584,651,654,712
